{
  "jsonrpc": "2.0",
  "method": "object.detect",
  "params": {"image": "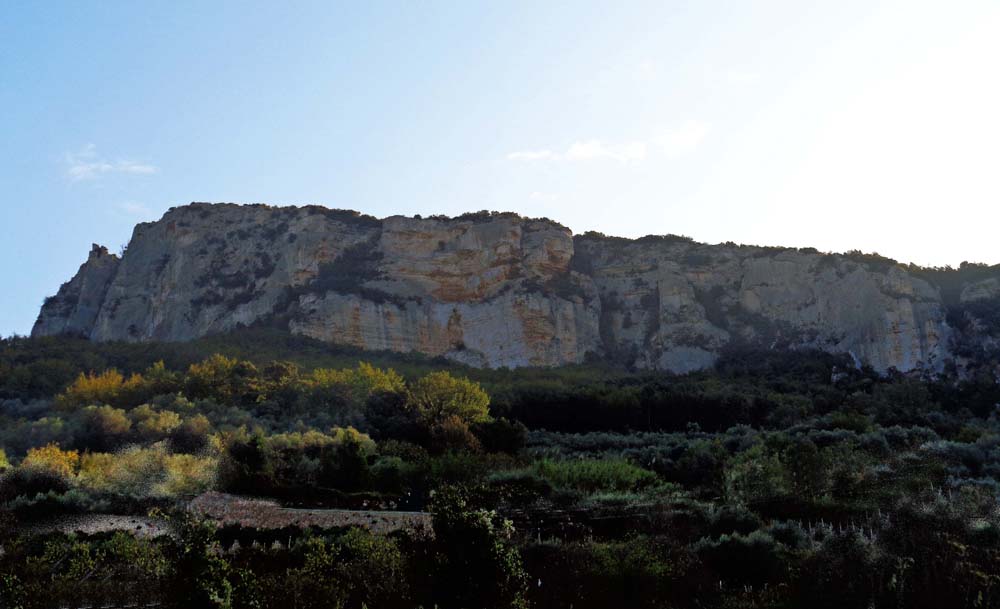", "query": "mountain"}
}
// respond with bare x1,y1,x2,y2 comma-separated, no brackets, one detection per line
32,203,1000,374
